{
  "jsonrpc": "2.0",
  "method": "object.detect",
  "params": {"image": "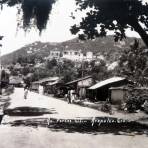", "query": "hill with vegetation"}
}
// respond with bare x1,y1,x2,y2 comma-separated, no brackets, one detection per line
1,36,143,65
